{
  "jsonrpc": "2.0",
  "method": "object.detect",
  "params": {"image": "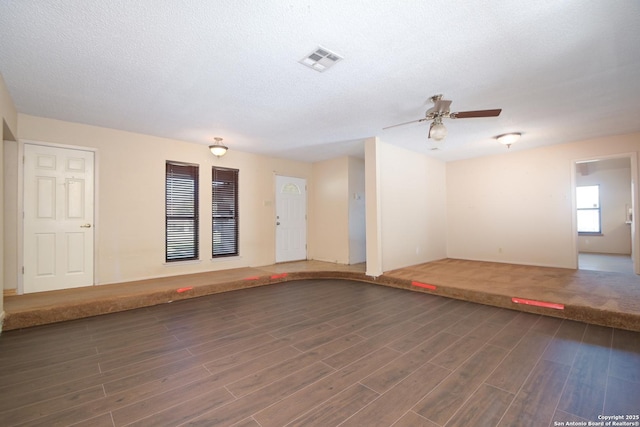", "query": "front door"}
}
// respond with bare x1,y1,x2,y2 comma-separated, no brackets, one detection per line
275,175,307,263
23,144,95,293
